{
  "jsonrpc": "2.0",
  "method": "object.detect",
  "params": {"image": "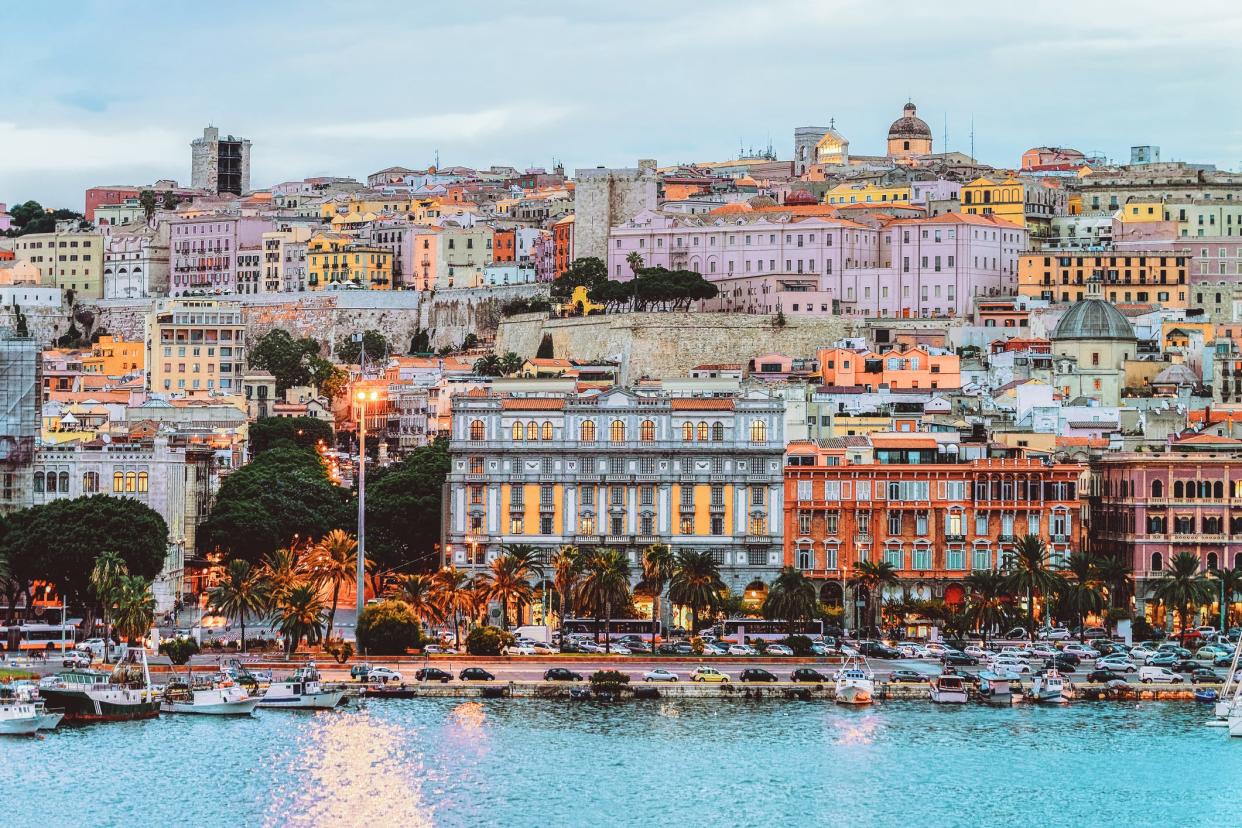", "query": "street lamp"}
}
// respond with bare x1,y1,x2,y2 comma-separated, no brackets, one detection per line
355,389,379,621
